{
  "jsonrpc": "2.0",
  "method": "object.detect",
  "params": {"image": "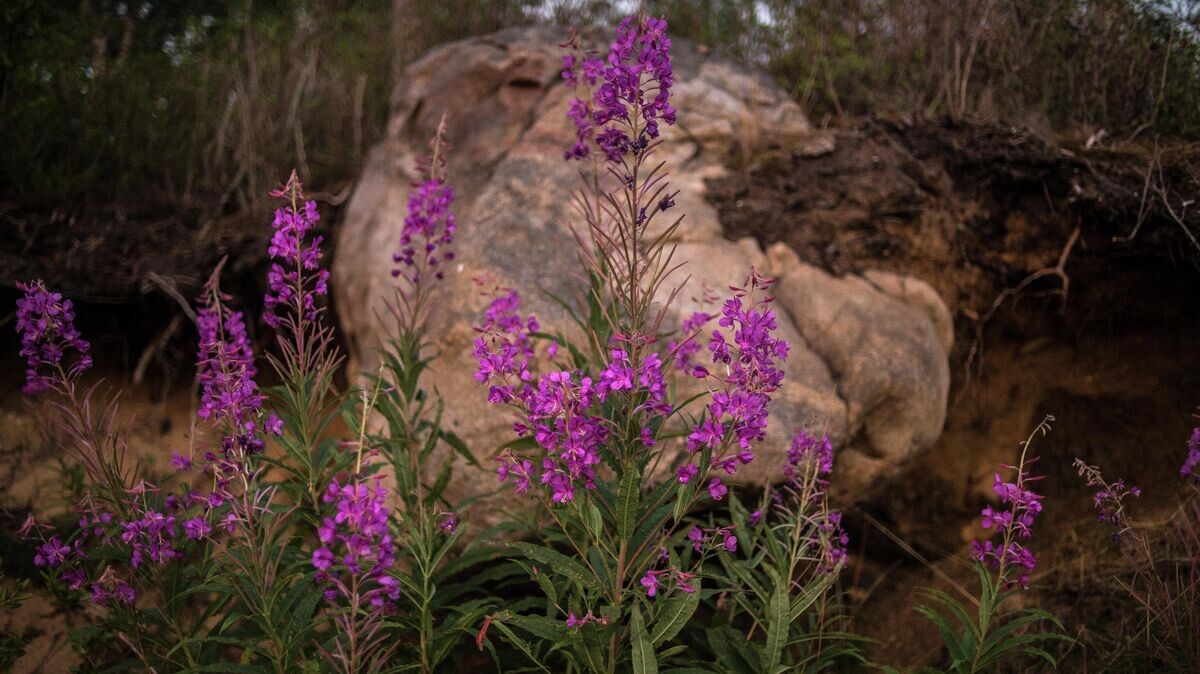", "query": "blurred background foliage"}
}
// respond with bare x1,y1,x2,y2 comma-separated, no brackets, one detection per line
2,0,1198,215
